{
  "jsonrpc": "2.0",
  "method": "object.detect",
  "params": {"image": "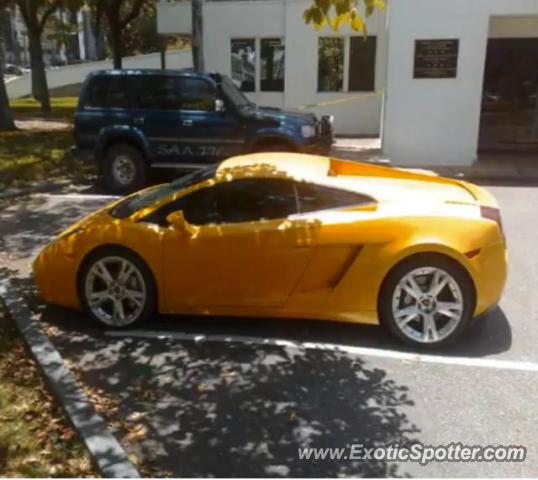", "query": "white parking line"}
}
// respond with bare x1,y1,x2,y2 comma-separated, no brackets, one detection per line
105,329,538,373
